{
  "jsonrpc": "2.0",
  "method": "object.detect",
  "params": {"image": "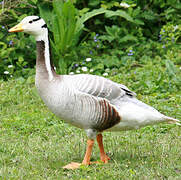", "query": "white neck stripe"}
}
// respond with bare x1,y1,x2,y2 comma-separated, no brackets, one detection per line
44,40,53,81
36,30,53,81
